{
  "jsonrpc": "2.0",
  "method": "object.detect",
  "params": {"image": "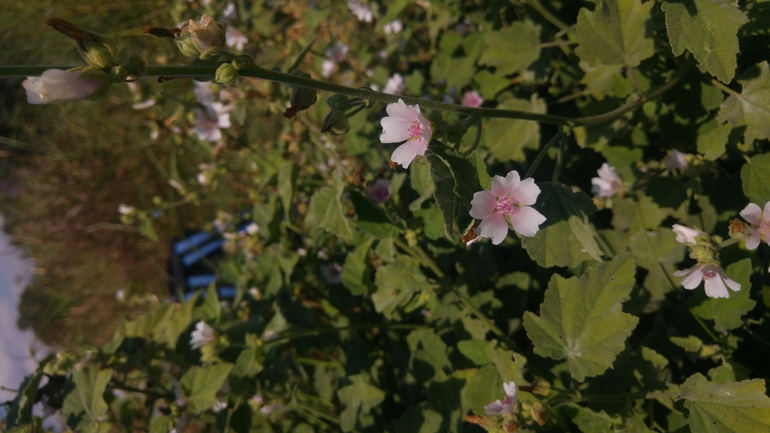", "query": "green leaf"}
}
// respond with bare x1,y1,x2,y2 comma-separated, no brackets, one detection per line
472,70,511,100
671,335,704,353
573,406,621,433
337,375,386,432
485,342,529,386
680,373,770,433
195,285,221,323
407,328,452,383
523,253,639,382
718,61,770,146
697,118,732,160
628,228,686,300
484,95,545,163
662,0,748,83
372,255,431,319
277,162,299,215
139,218,159,242
521,220,595,268
575,0,655,68
460,364,503,414
409,162,435,211
741,150,770,205
457,340,491,366
612,195,670,249
156,293,199,347
535,182,597,225
179,363,234,414
61,367,113,432
149,416,169,433
580,63,624,97
341,238,374,296
349,191,402,238
304,176,353,240
428,145,485,211
478,21,541,76
5,368,46,429
231,334,264,378
690,259,756,330
569,216,603,262
426,149,458,239
124,303,175,339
